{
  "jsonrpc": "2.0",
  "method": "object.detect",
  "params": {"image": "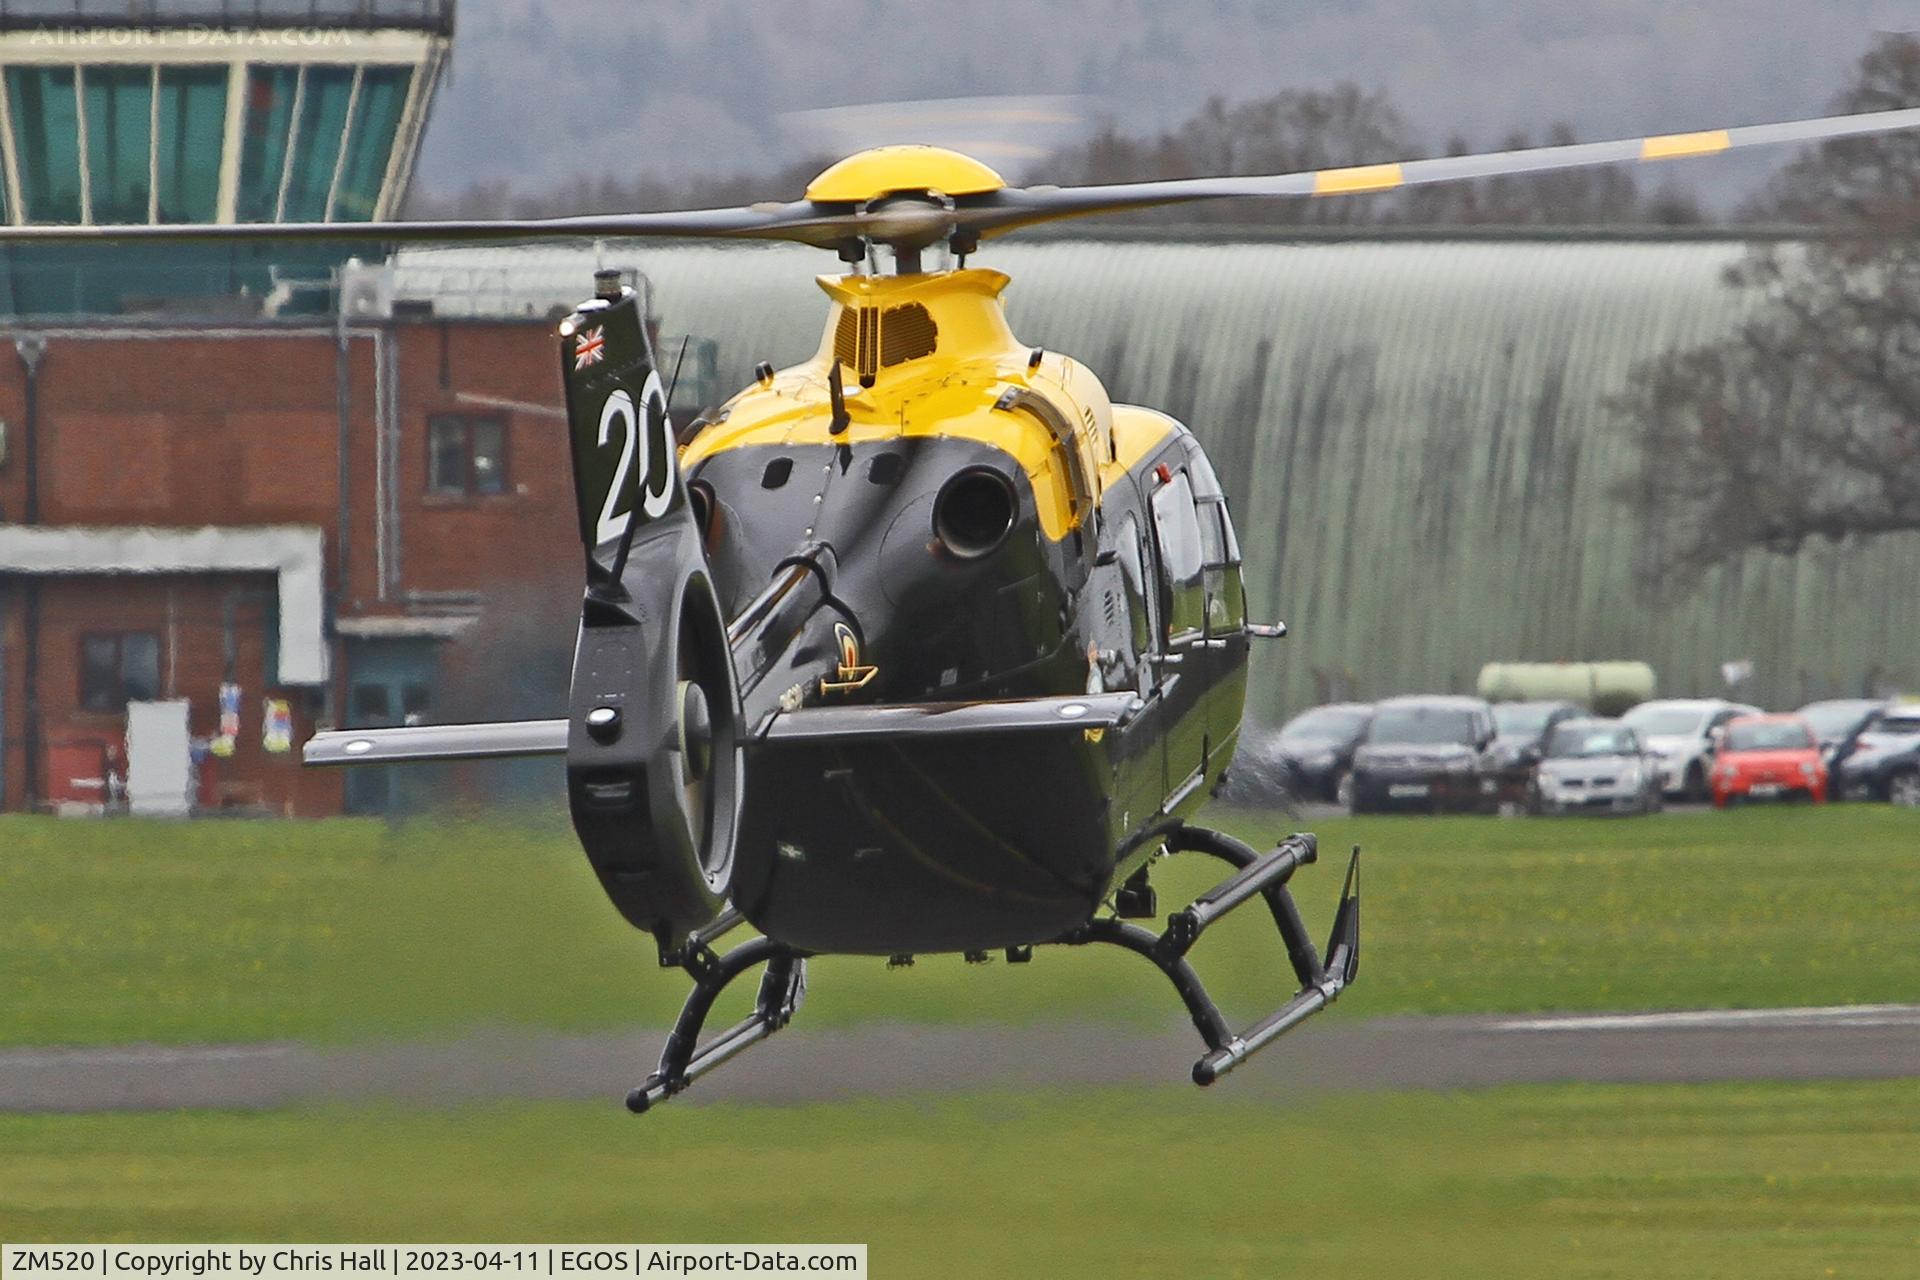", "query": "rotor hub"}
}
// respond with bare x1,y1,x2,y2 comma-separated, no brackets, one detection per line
678,678,713,781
